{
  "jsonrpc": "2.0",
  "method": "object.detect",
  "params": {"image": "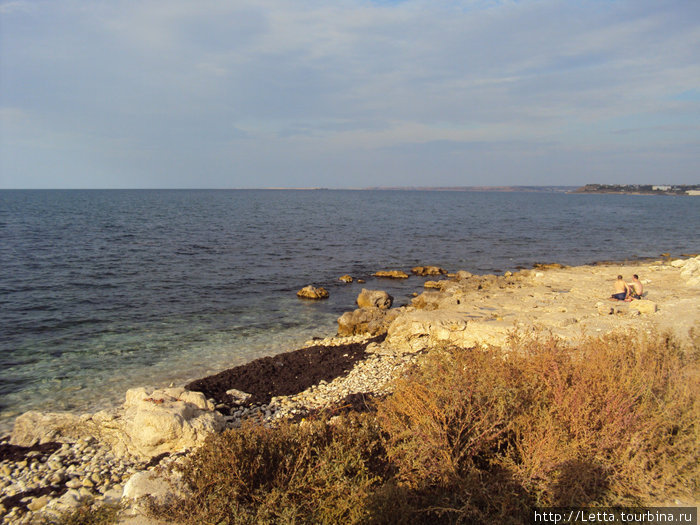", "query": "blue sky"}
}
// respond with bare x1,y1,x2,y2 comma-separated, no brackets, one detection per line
1,0,698,188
